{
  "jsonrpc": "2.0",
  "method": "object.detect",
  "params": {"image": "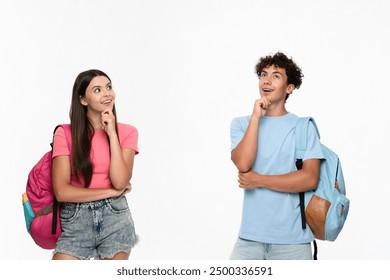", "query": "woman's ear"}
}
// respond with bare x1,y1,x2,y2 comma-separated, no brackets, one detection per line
79,96,88,106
